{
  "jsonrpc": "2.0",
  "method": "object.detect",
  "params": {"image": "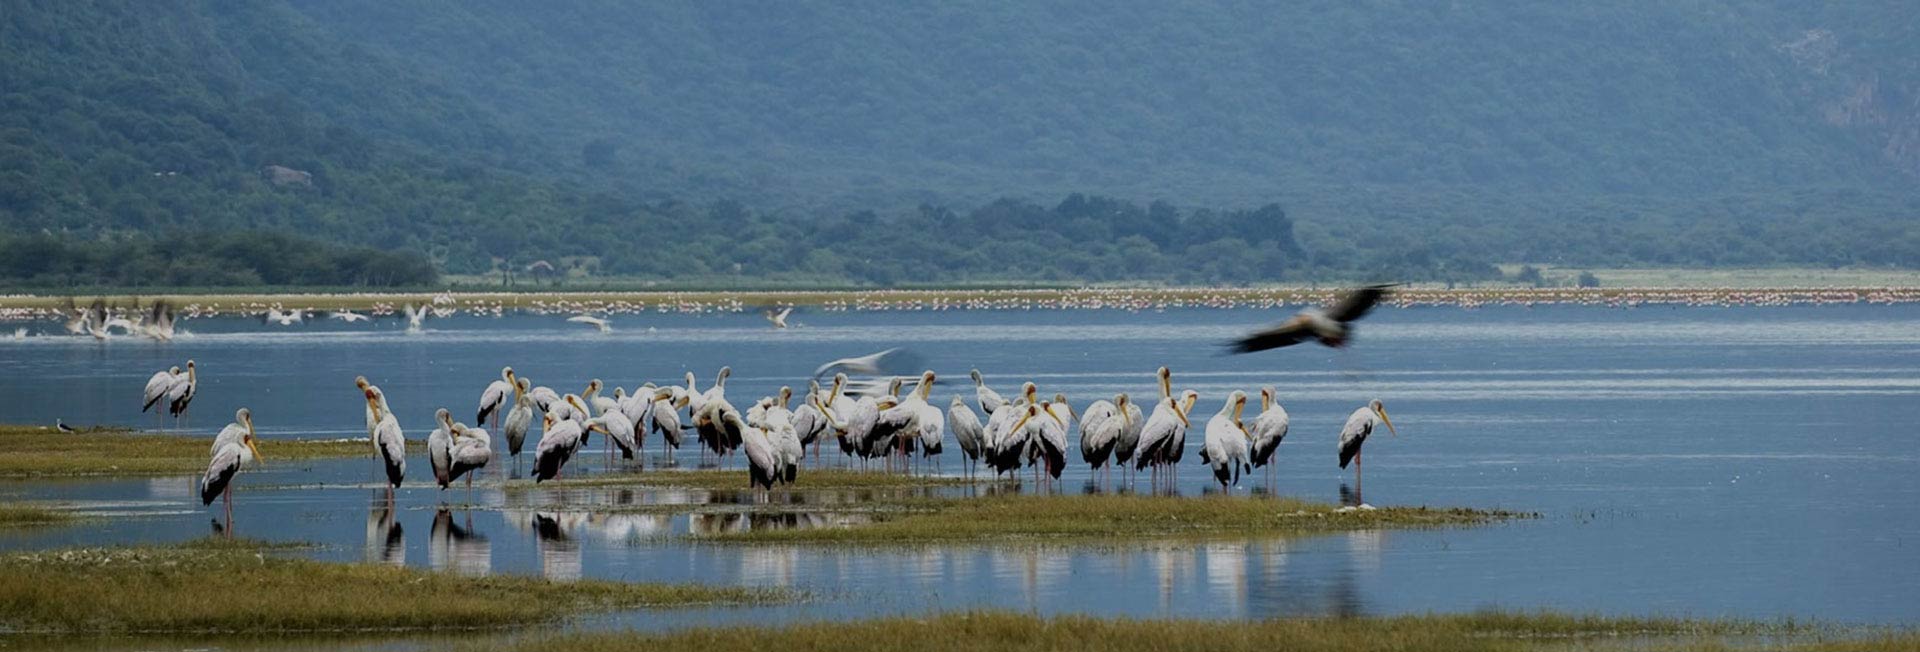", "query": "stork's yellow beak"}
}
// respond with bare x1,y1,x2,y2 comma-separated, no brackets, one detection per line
1380,409,1398,437
245,436,263,463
